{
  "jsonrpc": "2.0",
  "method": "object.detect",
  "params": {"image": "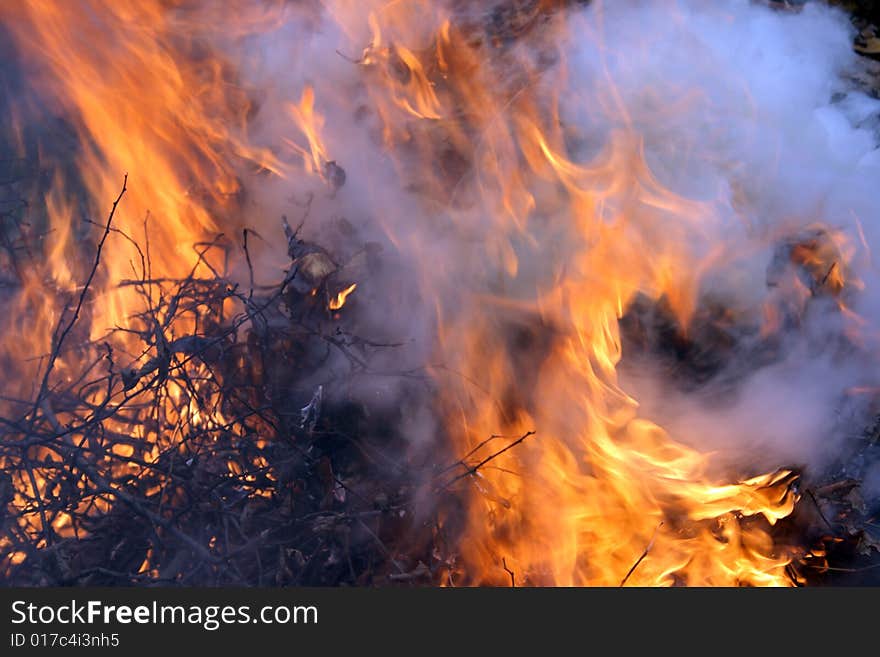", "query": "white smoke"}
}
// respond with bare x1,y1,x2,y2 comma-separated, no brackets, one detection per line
556,0,880,473
206,0,880,474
